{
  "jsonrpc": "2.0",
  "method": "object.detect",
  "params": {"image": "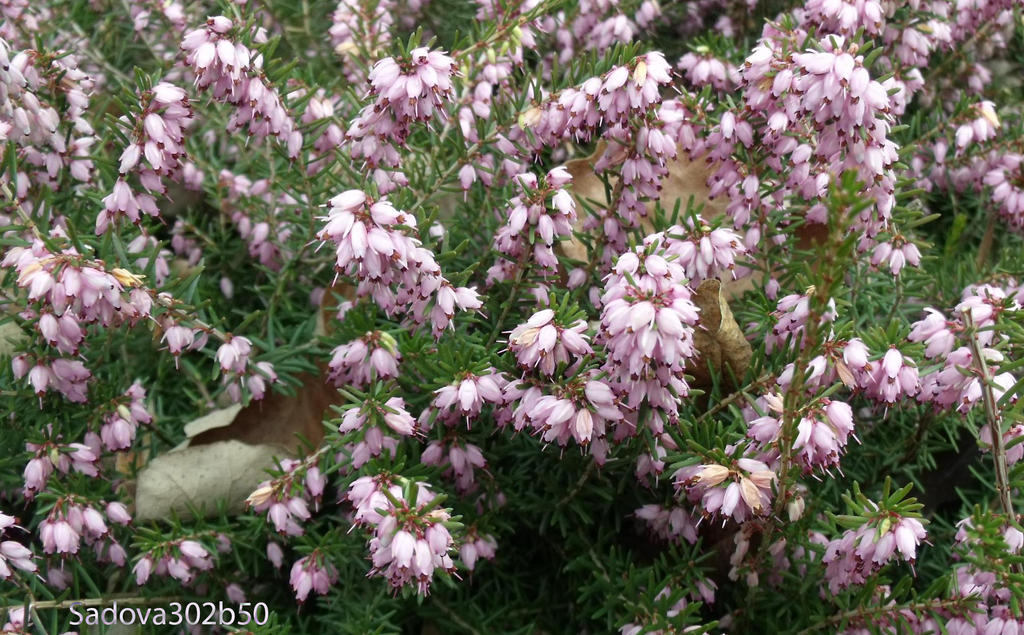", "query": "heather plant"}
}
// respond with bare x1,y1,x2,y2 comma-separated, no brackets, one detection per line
2,0,1024,633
